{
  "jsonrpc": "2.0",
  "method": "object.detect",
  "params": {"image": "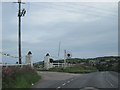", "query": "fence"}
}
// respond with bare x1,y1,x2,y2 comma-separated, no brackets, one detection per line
0,51,33,67
1,64,28,66
44,53,76,70
49,63,75,68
